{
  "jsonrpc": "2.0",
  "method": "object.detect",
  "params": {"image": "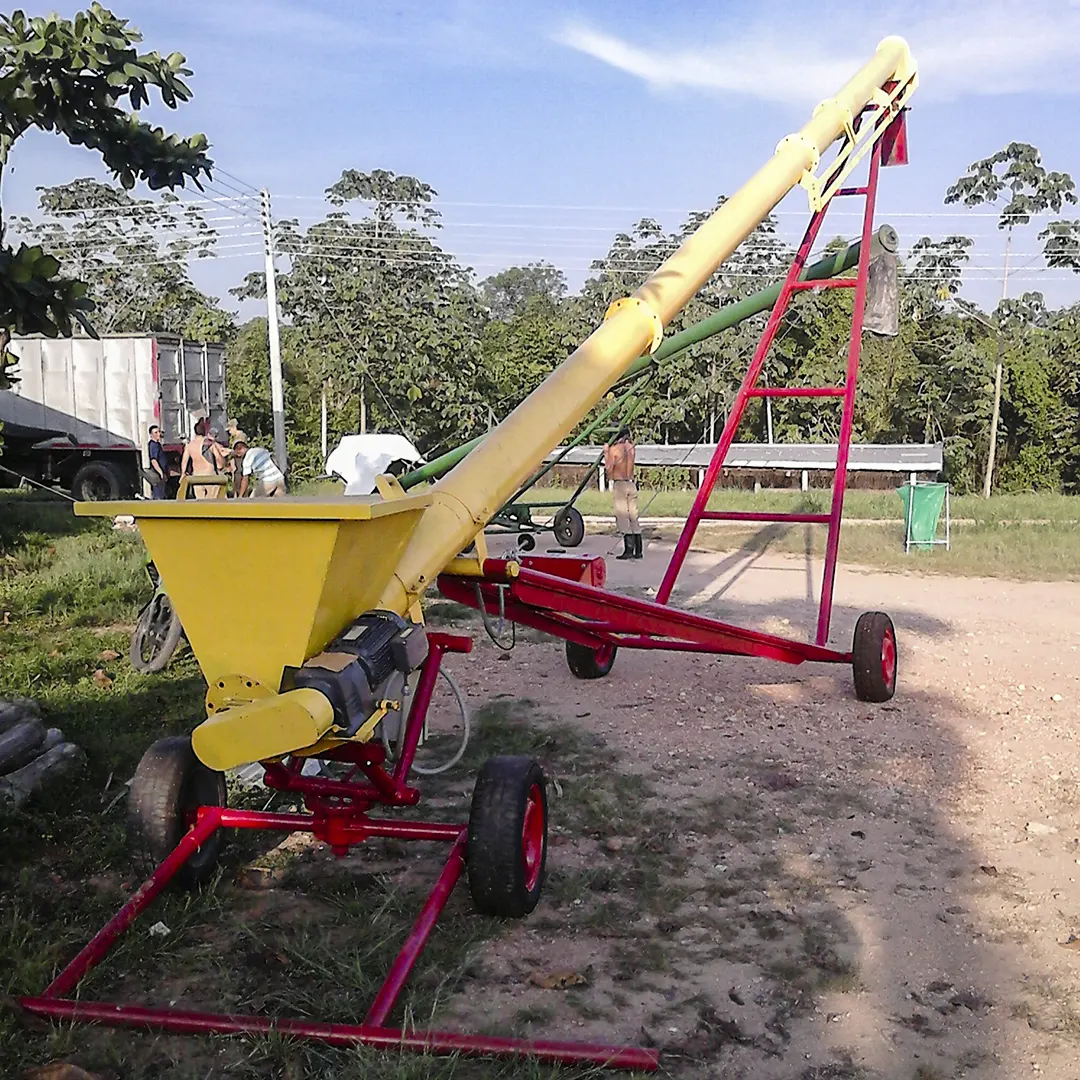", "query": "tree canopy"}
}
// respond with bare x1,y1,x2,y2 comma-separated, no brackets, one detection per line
0,2,212,361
